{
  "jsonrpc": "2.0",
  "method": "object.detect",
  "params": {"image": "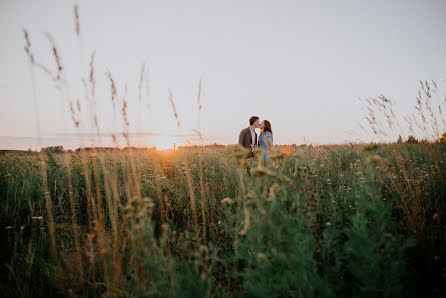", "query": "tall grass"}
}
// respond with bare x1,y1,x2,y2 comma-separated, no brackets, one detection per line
1,4,445,297
1,143,445,296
